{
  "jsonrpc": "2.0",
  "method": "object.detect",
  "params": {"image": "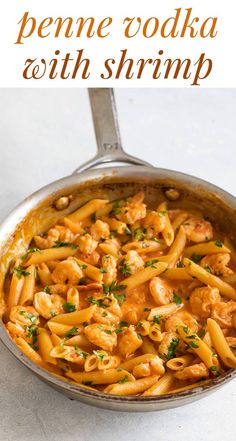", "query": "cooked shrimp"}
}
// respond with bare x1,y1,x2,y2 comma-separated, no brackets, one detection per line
33,292,64,319
211,300,236,328
78,251,100,266
183,216,213,243
116,192,146,225
142,211,166,237
51,258,83,284
102,255,117,285
84,323,117,351
90,219,110,241
149,277,173,306
190,286,221,318
34,226,75,249
93,294,122,326
119,250,144,276
75,233,98,254
6,321,27,338
174,362,209,380
118,325,143,358
9,306,39,326
165,310,198,333
200,253,233,277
